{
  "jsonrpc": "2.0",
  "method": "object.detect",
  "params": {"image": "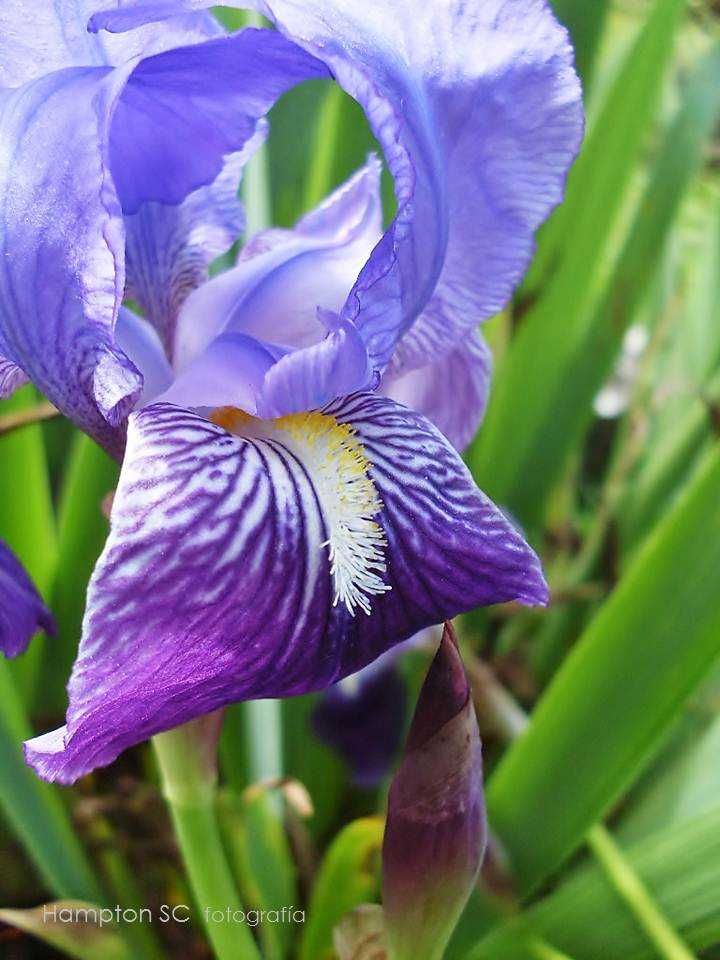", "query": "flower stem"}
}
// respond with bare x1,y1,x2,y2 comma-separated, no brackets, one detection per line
153,718,261,960
586,824,698,960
